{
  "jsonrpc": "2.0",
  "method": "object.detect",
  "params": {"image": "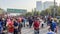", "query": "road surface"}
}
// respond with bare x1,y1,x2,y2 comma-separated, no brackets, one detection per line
21,23,60,34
